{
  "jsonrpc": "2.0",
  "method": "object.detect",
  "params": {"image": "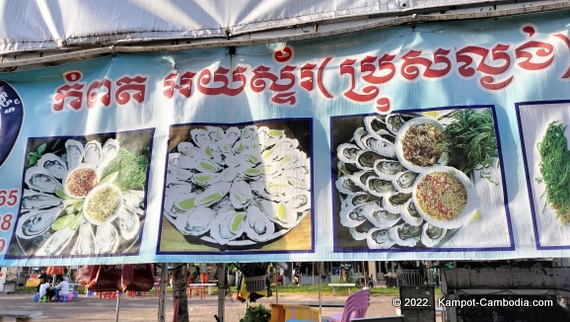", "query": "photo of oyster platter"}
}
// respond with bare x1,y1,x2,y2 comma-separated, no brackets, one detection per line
7,130,152,258
161,121,312,251
333,108,500,250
